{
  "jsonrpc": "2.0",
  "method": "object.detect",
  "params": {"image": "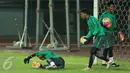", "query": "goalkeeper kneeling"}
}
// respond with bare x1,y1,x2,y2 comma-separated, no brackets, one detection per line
24,50,65,69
